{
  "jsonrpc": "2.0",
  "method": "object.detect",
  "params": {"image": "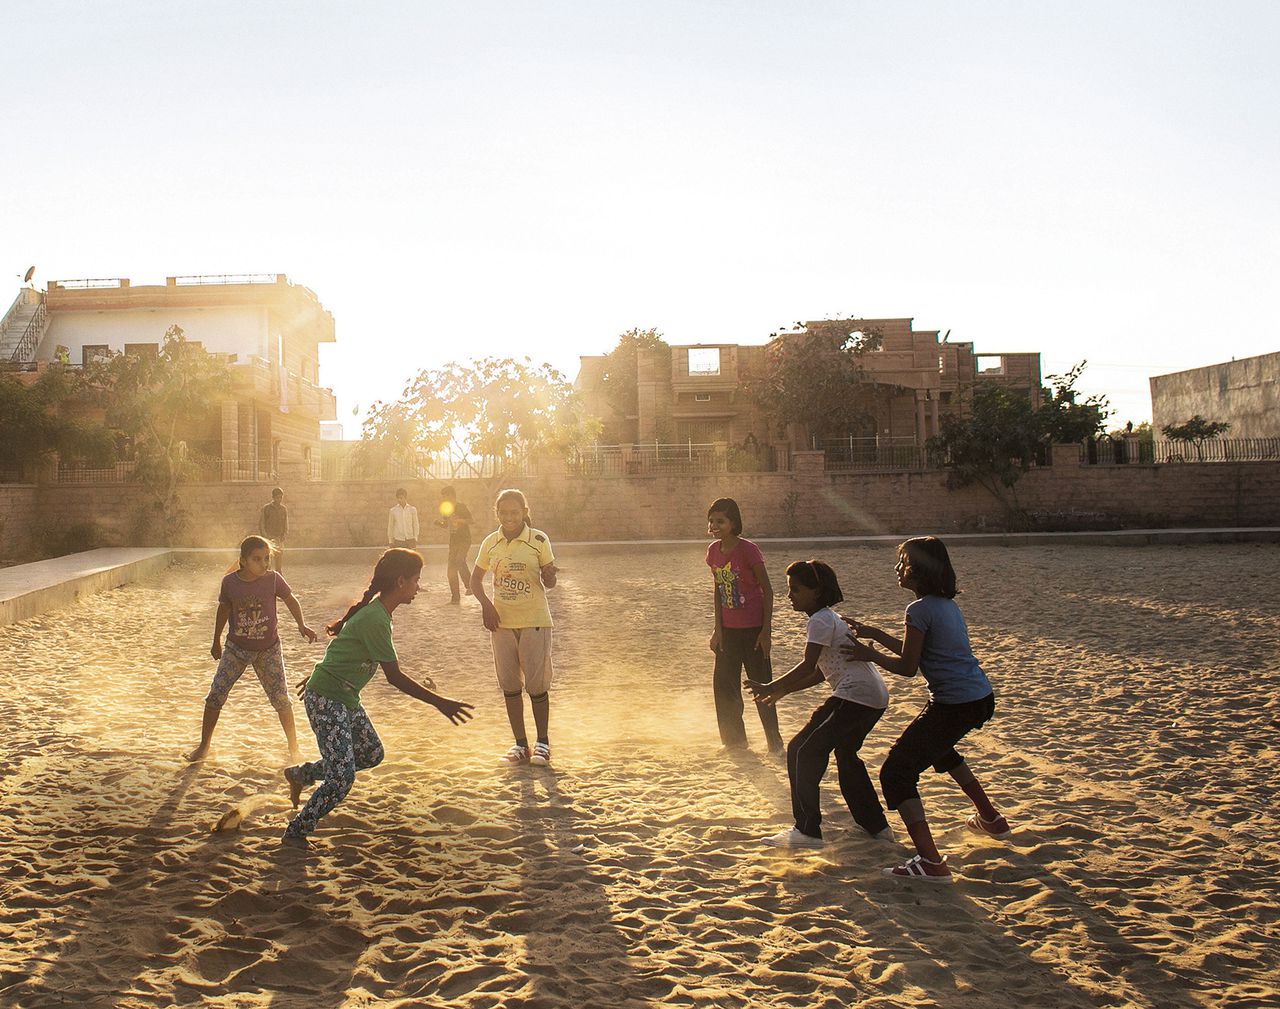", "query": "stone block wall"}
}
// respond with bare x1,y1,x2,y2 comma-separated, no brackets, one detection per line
28,459,1280,550
0,485,39,561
